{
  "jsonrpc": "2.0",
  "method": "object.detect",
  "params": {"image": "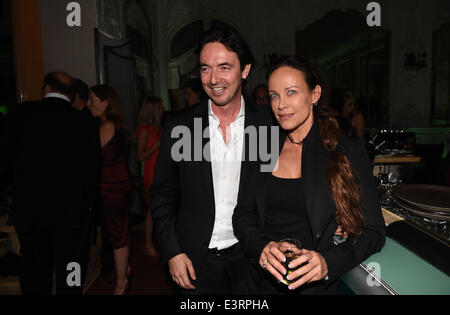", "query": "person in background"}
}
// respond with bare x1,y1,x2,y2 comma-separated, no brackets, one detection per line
134,96,164,257
89,84,133,295
5,72,97,294
233,56,385,294
72,78,103,284
71,79,90,111
71,78,106,277
341,89,365,138
252,84,270,107
183,78,206,107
